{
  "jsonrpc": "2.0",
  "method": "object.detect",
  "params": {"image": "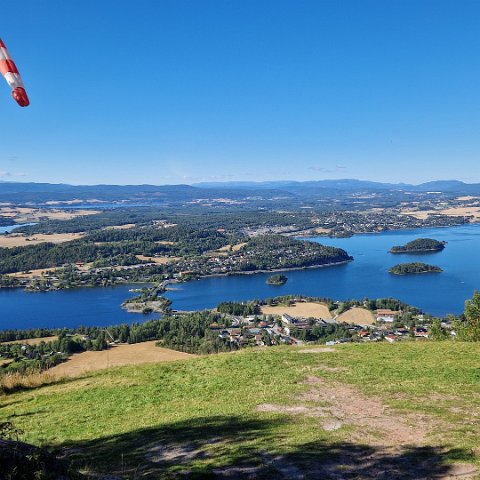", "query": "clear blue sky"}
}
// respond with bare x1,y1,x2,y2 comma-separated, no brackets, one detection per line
2,0,480,185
